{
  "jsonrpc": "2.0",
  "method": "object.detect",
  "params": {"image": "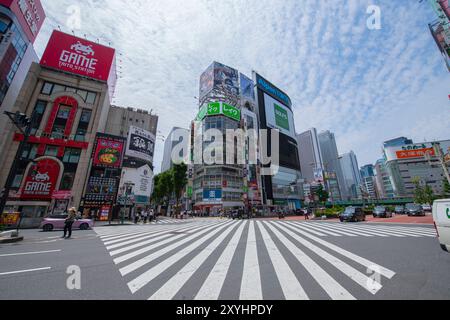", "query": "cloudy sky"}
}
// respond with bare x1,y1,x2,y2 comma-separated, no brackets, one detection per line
34,0,450,173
